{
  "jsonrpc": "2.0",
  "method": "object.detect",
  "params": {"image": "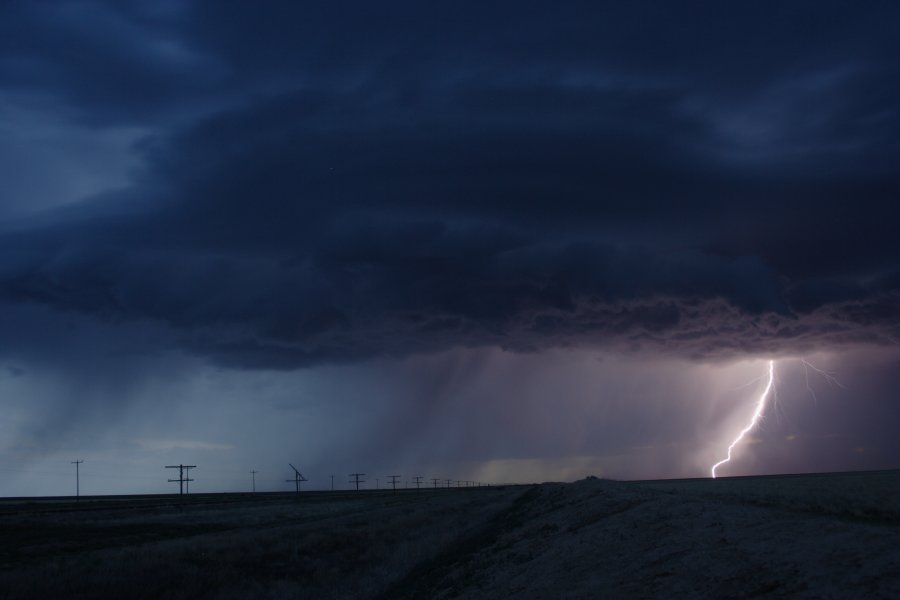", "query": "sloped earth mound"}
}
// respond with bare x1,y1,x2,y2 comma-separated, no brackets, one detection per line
388,473,900,599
